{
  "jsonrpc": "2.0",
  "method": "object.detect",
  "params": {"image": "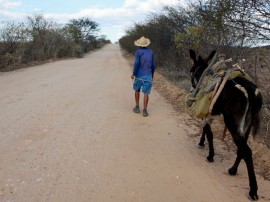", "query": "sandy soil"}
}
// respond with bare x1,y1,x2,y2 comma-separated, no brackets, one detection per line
0,44,269,202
